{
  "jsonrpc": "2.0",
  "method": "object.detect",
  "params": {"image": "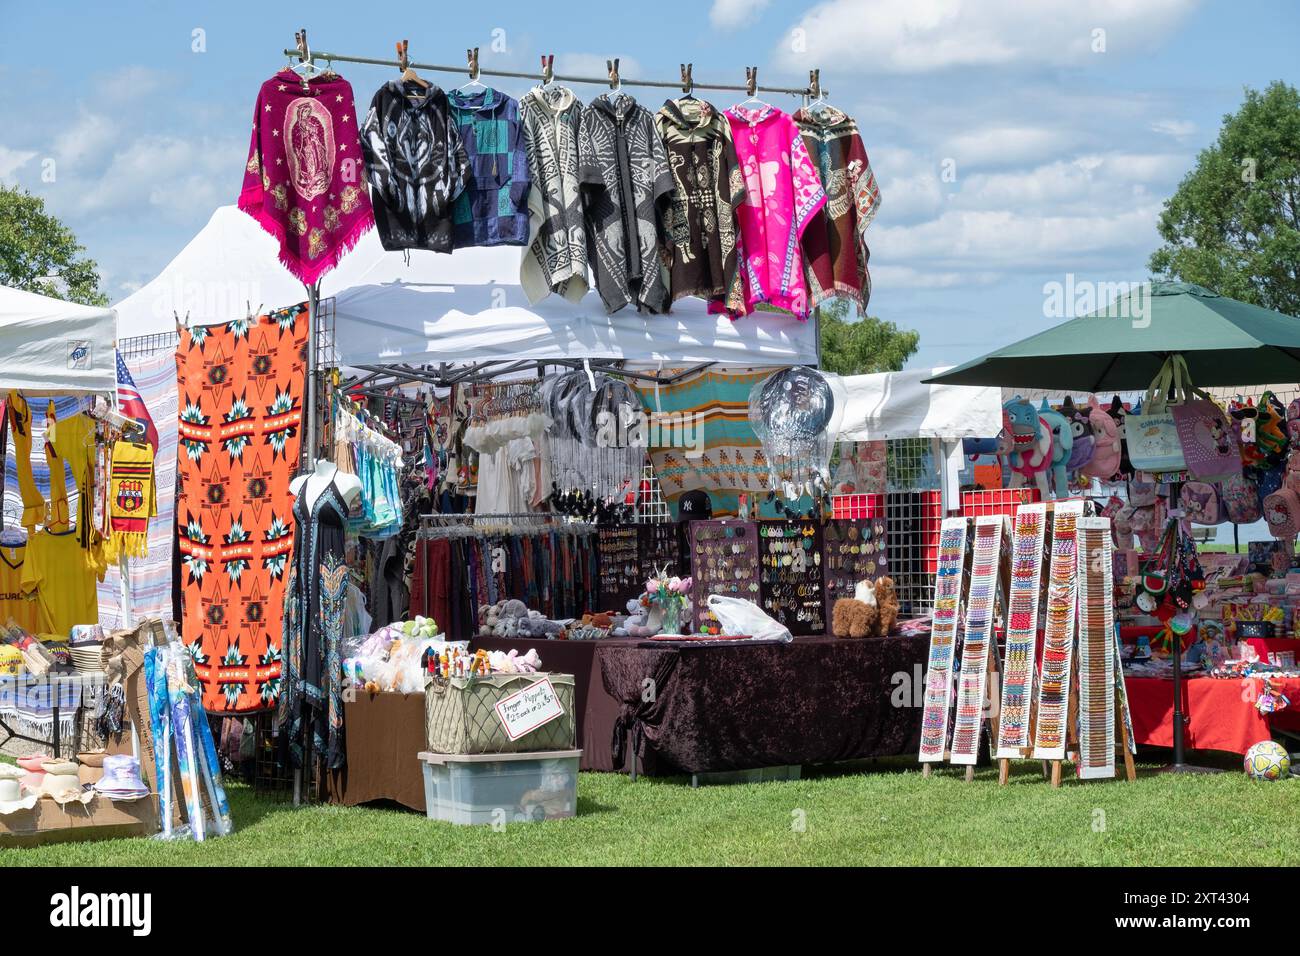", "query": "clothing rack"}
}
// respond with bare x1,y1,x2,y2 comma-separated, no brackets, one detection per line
418,511,594,537
283,32,827,100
